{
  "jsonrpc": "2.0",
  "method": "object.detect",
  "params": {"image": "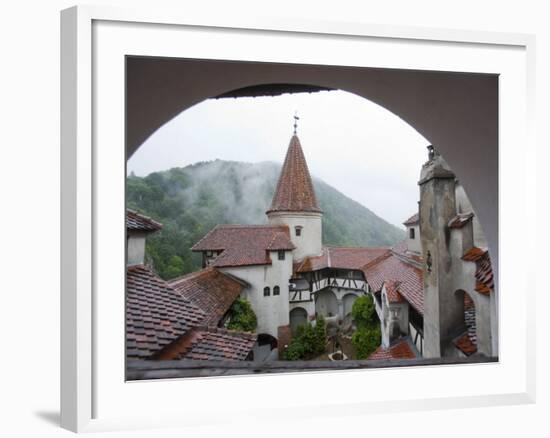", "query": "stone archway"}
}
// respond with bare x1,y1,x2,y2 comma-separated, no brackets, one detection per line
315,289,338,318
126,57,498,273
454,289,477,355
342,293,358,317
289,307,308,335
253,333,278,362
126,58,499,354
